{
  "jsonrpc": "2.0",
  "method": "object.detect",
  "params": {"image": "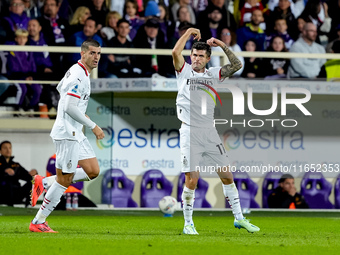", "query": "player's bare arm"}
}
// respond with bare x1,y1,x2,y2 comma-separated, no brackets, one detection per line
92,125,105,140
172,28,201,71
207,37,242,79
